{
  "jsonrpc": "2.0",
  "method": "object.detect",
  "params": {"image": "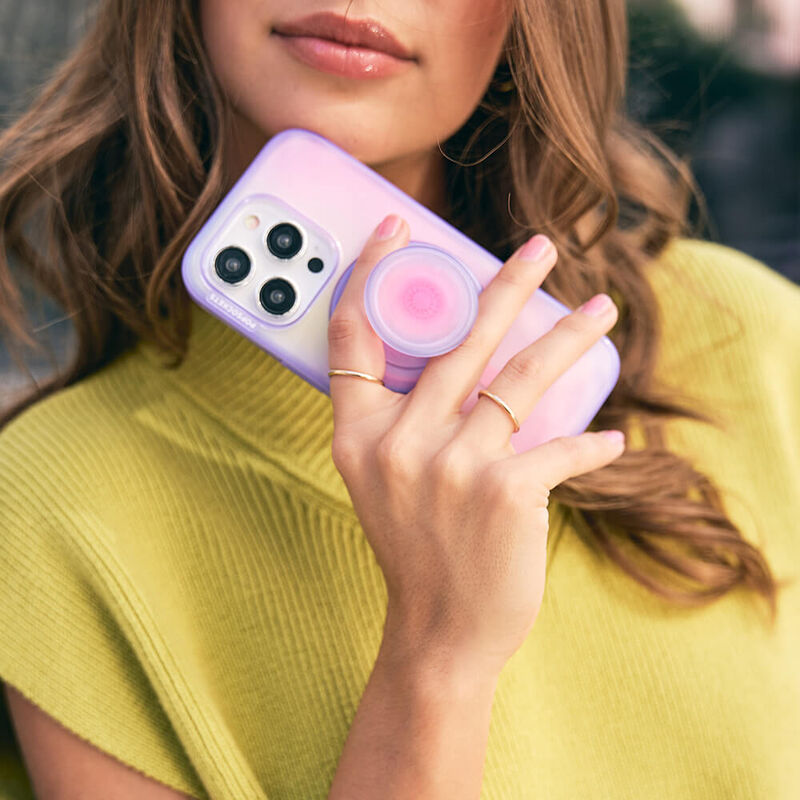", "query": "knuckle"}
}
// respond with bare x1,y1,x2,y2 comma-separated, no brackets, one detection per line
456,324,489,357
504,351,546,384
555,435,584,462
328,313,360,346
555,312,590,336
430,442,474,489
375,430,418,478
331,434,363,474
493,262,531,291
484,466,528,509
